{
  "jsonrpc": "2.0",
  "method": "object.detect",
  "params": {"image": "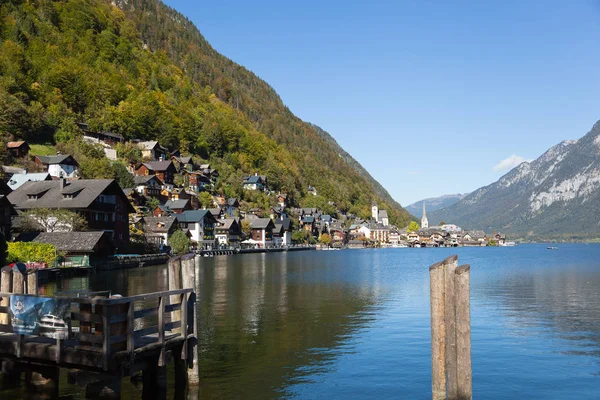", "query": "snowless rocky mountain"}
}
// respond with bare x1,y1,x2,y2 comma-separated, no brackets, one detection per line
429,121,600,239
405,194,469,217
